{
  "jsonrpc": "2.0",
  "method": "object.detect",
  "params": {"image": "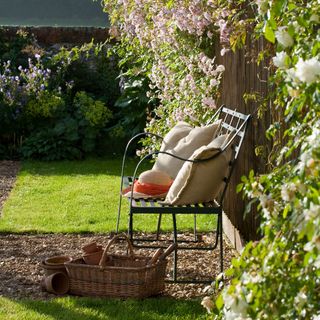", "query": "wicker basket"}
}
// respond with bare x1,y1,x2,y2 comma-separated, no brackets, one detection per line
65,235,168,298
